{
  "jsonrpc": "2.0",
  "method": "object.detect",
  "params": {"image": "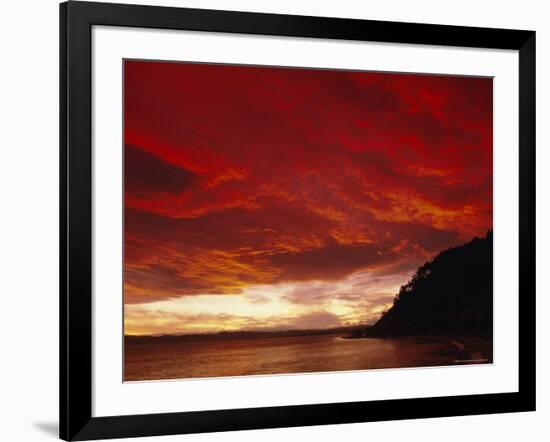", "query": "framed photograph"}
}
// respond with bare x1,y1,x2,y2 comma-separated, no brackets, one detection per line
60,1,536,440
